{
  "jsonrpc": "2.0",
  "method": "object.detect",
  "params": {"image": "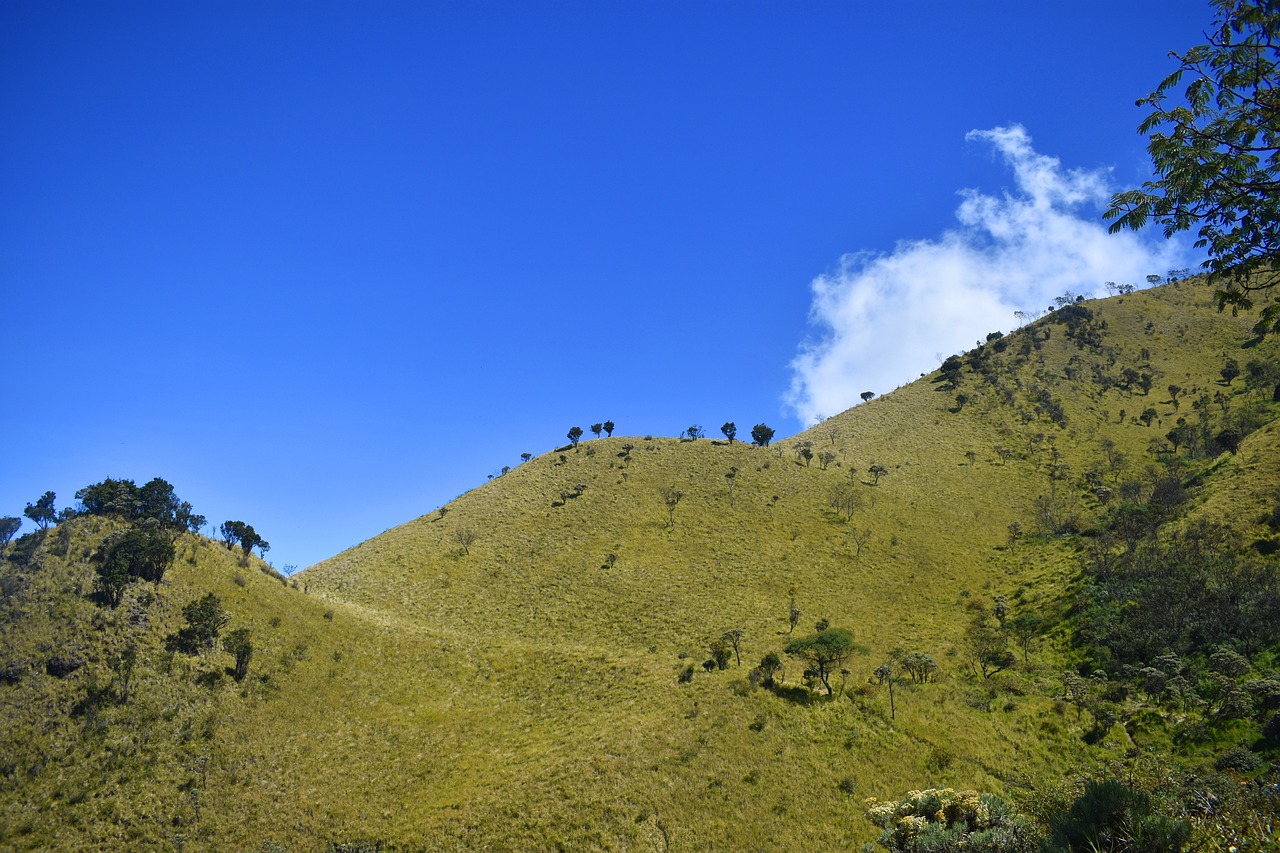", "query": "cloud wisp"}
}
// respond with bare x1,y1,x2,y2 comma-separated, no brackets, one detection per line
786,124,1187,427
